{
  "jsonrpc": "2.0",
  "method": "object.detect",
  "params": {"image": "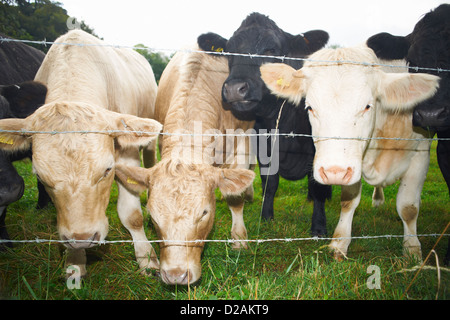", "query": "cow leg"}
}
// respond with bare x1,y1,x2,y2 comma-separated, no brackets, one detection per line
259,169,279,220
372,187,385,207
395,149,430,261
36,180,51,209
307,173,331,237
225,195,248,249
142,139,158,169
329,181,362,261
436,132,450,193
116,147,159,273
0,206,12,251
